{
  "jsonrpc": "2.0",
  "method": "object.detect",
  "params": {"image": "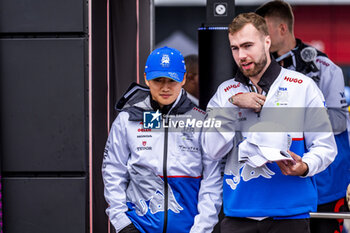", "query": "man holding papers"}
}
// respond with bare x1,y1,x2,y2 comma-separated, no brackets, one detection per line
202,12,337,233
